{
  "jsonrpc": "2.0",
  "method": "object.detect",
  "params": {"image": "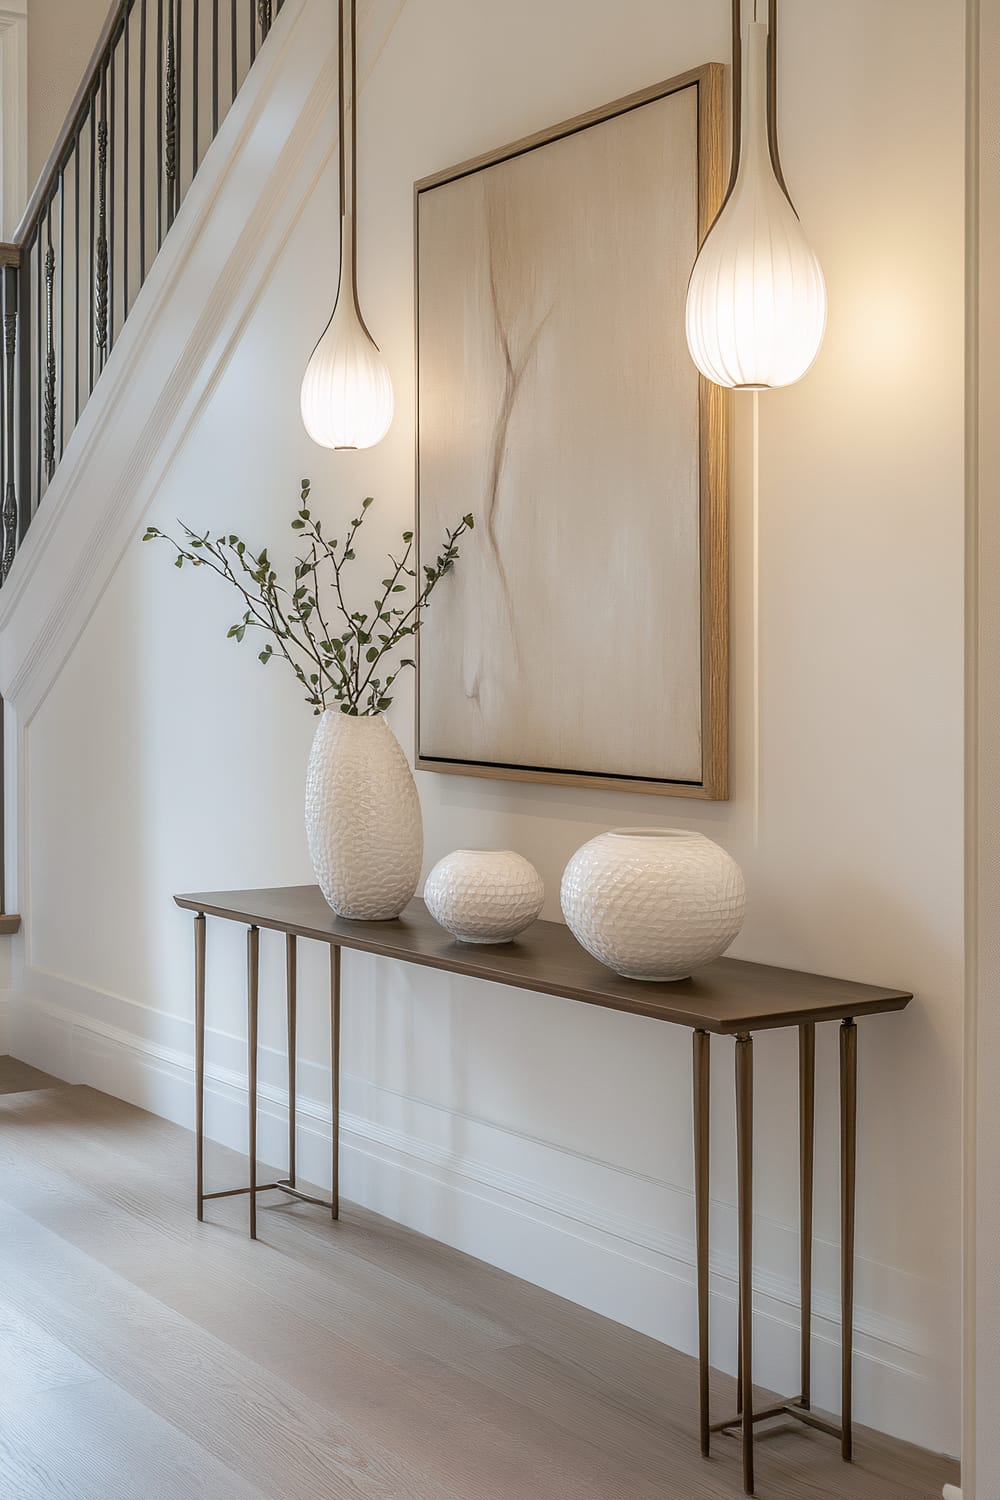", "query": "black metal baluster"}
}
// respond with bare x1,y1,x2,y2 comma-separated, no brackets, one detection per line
89,93,96,395
58,172,65,460
123,7,131,324
108,50,116,351
259,1,271,42
74,142,80,425
140,0,147,284
0,275,5,559
0,270,6,572
249,0,256,65
212,0,219,135
156,0,164,249
43,217,56,484
2,263,19,576
231,0,238,99
165,0,177,229
16,247,29,542
192,0,200,181
35,233,42,512
176,0,183,205
96,85,109,370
